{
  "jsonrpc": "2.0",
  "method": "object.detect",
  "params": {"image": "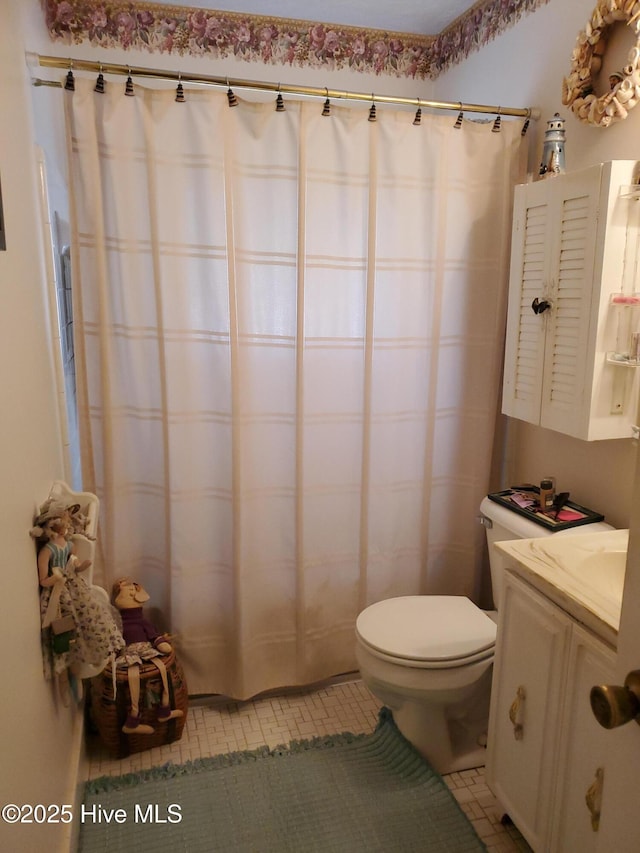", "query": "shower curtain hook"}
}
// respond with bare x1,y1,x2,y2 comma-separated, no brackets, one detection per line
226,77,239,107
454,102,463,128
413,97,422,126
322,87,331,117
64,59,75,92
368,93,376,122
94,63,105,94
492,108,502,133
125,68,134,97
175,73,185,103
